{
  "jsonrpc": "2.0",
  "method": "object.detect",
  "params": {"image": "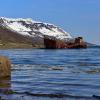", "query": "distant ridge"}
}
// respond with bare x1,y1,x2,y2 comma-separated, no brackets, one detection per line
0,17,73,48
0,17,72,40
87,43,100,48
